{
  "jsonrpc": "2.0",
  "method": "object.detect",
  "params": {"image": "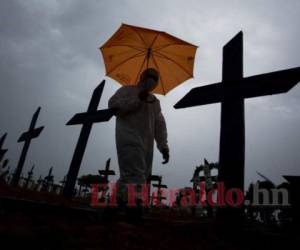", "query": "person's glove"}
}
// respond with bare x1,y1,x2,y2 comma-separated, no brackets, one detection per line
110,107,119,116
138,90,149,101
161,148,169,164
